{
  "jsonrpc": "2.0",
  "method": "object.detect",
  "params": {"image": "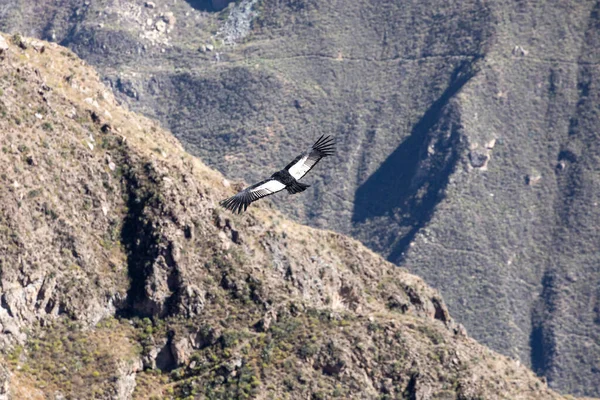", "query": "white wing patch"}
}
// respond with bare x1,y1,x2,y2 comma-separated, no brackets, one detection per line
287,153,310,180
285,135,335,181
250,179,286,195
